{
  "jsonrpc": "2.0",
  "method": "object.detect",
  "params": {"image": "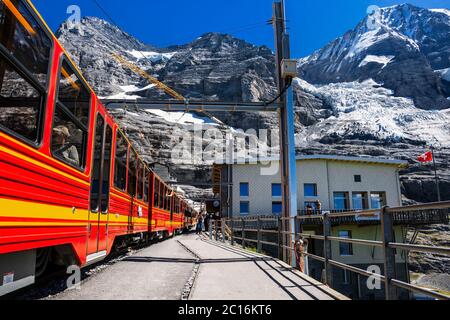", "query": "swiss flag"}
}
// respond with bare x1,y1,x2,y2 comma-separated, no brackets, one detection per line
418,151,433,163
